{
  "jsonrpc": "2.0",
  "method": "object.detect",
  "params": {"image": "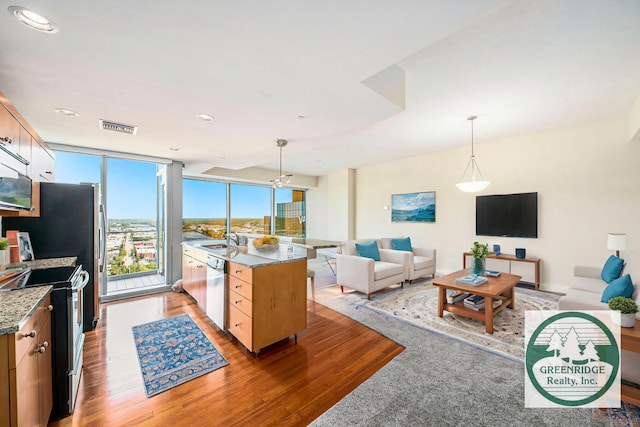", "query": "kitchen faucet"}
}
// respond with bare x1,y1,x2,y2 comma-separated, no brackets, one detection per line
224,232,239,246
